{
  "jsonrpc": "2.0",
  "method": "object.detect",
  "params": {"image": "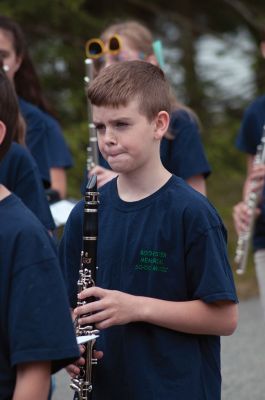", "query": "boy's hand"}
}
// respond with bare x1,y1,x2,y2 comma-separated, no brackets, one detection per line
66,346,103,378
89,166,118,188
74,287,141,329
